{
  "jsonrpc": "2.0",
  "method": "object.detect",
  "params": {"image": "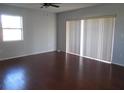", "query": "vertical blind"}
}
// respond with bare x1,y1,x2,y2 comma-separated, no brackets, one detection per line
66,20,81,55
83,17,115,62
66,17,115,62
